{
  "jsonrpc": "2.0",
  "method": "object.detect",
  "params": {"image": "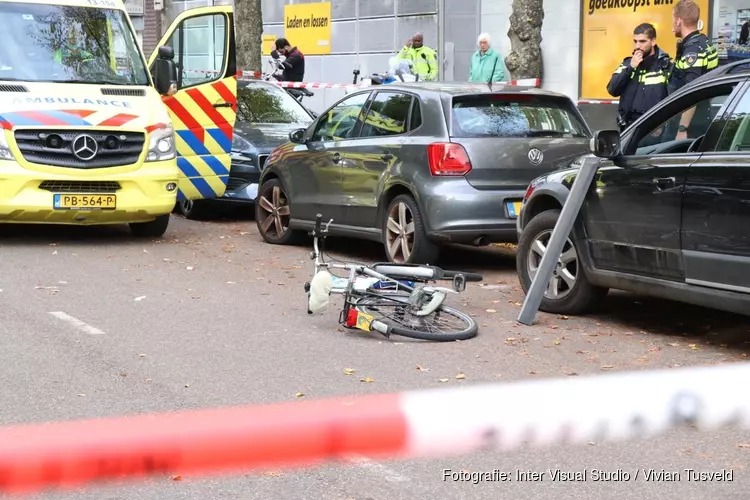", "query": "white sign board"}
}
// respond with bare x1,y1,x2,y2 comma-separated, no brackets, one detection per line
124,0,144,15
153,0,163,11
